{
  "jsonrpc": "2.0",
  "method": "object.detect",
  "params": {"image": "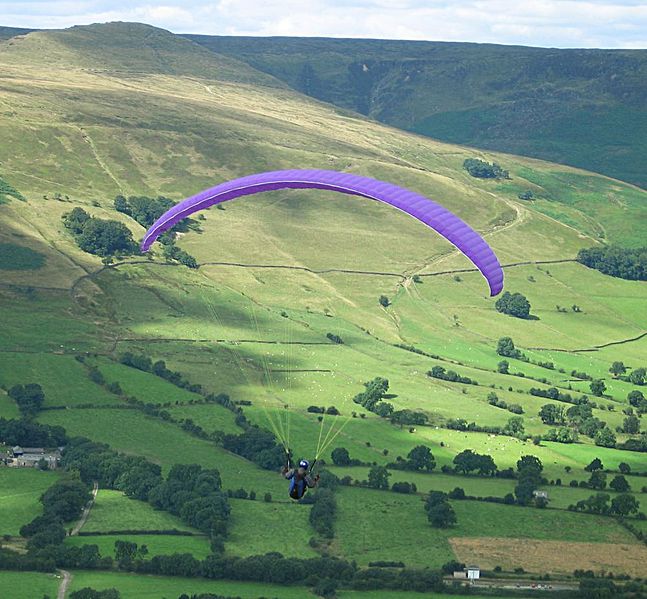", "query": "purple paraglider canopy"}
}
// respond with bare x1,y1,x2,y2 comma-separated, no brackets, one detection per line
141,169,503,296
